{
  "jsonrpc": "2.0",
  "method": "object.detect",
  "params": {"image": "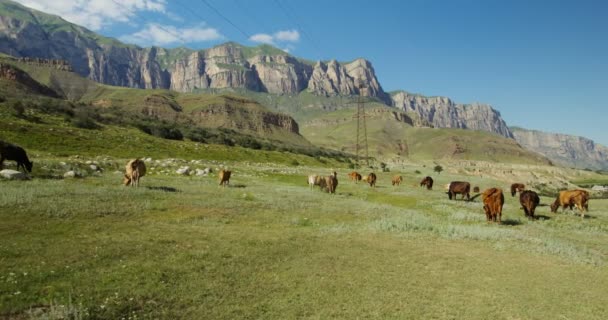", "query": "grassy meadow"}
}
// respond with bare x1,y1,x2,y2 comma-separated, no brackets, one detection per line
1,157,608,319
